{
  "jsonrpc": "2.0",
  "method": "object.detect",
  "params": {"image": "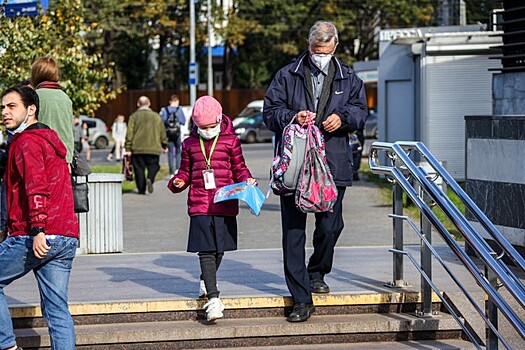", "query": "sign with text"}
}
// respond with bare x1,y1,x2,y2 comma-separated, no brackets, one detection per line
4,0,48,17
